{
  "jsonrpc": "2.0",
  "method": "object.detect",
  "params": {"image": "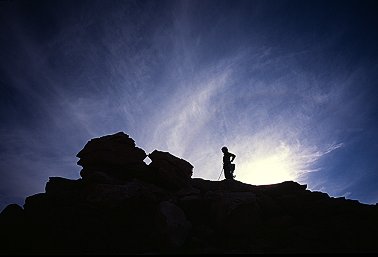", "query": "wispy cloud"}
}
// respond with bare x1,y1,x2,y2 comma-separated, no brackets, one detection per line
1,0,378,213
